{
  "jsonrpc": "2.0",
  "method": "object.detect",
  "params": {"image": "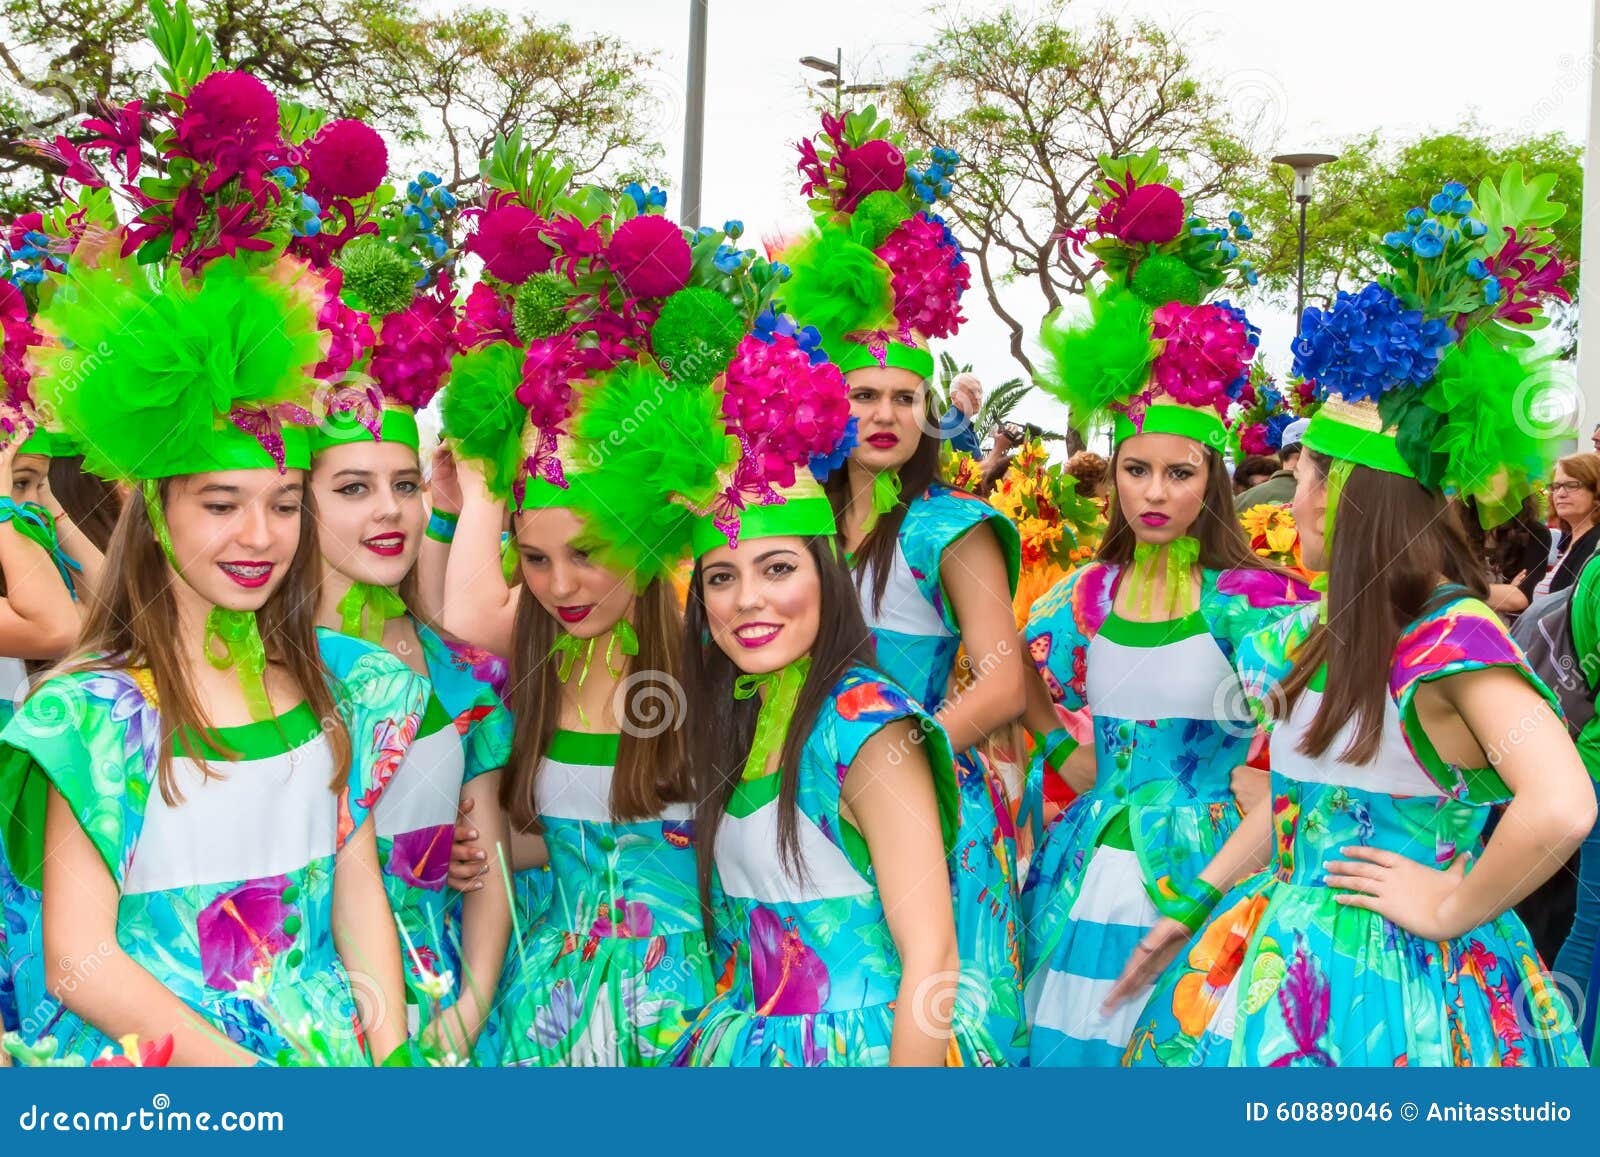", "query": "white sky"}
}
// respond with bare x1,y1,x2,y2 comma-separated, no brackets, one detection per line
495,0,1593,433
